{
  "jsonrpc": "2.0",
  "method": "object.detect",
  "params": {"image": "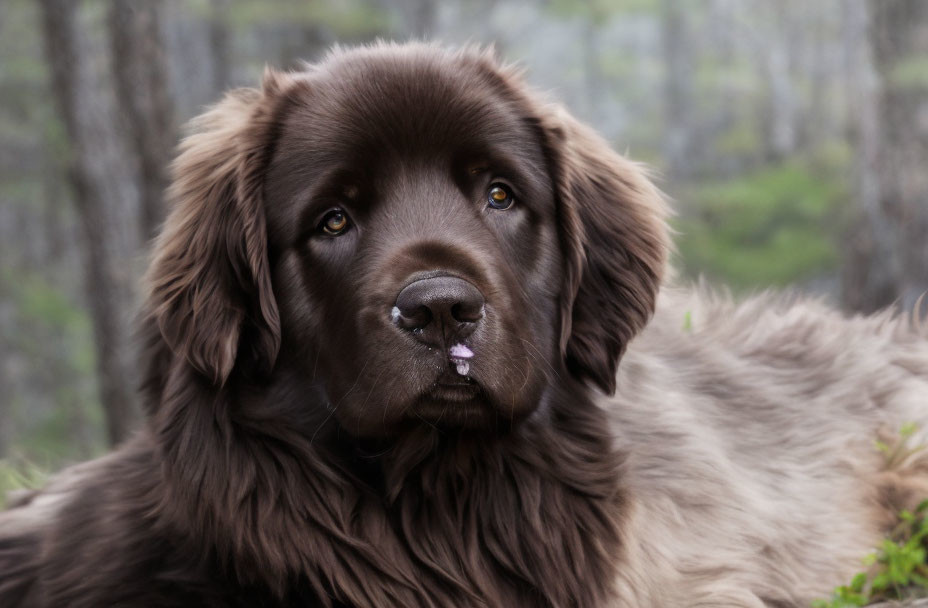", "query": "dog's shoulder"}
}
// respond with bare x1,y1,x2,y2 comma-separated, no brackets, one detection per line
600,285,928,606
633,285,928,391
0,454,108,606
0,439,312,607
1,442,182,606
0,518,41,606
612,284,928,474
